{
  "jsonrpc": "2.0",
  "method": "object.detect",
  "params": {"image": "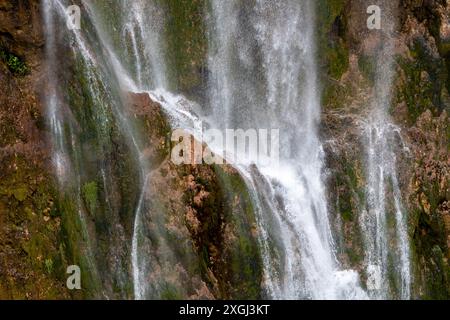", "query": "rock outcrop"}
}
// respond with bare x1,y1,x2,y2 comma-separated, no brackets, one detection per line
319,0,450,298
126,92,263,299
0,0,448,300
0,0,69,299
